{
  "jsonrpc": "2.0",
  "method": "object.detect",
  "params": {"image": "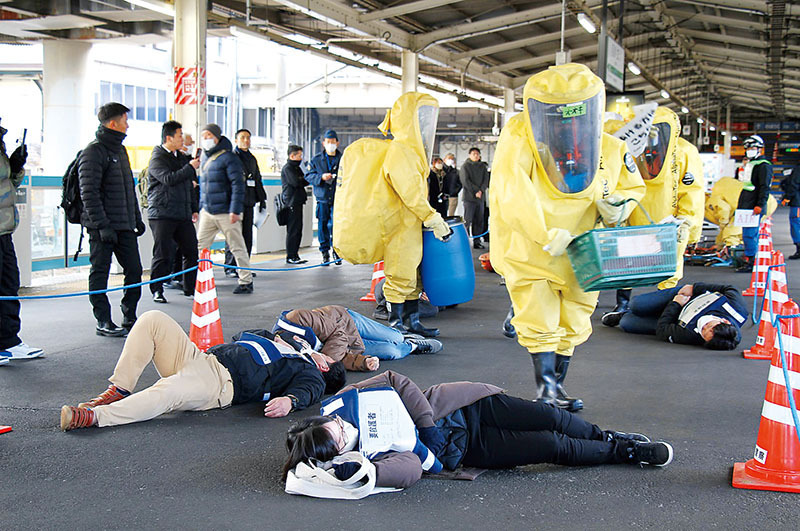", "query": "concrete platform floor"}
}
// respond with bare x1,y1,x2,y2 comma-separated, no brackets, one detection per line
3,210,800,529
